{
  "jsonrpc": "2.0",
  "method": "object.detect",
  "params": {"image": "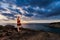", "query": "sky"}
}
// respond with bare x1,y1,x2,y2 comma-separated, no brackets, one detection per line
0,0,60,23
